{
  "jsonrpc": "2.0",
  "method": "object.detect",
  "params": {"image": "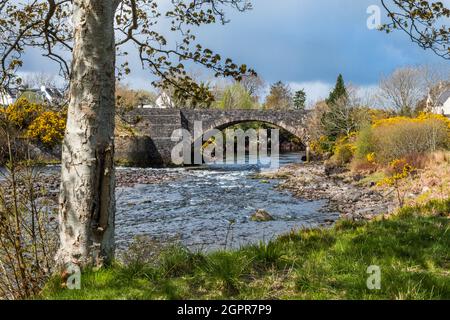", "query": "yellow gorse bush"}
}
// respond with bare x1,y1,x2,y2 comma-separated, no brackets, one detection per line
366,152,376,163
0,98,43,128
377,159,415,187
0,98,66,147
373,112,450,131
26,111,66,147
372,116,412,128
365,112,450,163
329,134,357,165
376,159,416,208
309,135,334,155
333,135,357,152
